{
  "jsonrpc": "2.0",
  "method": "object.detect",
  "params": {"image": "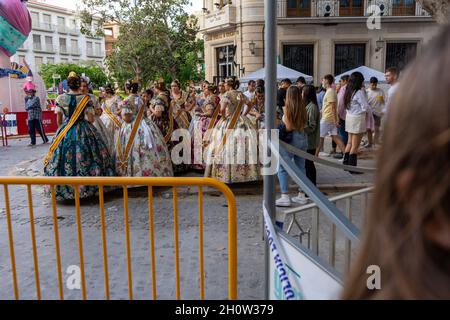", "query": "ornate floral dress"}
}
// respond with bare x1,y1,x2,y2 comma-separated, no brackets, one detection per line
151,92,189,174
115,95,173,178
204,90,261,183
100,95,122,151
246,99,265,130
171,91,193,131
88,94,112,155
44,93,115,201
190,95,221,170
